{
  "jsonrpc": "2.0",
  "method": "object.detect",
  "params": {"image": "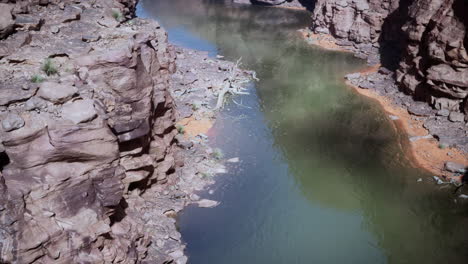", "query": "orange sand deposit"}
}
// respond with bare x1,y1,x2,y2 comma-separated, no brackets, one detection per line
177,116,213,138
348,65,467,179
